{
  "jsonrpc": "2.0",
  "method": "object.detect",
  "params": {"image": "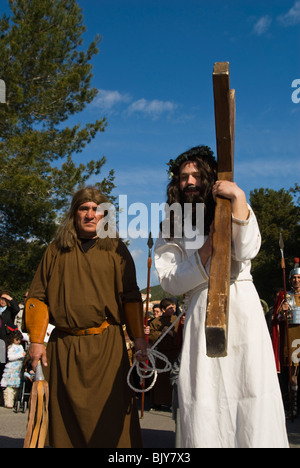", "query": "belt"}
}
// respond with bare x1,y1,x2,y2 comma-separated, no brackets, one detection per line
56,320,111,336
